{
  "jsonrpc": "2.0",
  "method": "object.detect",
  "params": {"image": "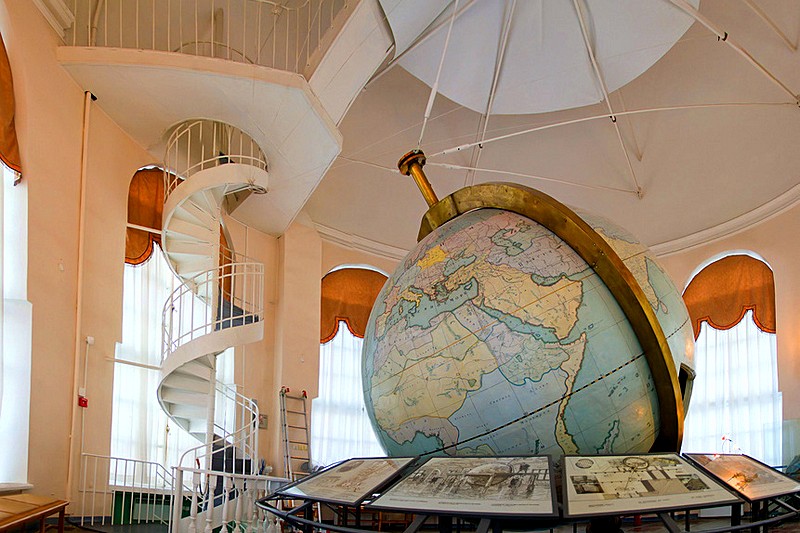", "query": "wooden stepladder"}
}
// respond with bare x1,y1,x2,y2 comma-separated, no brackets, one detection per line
279,386,311,481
